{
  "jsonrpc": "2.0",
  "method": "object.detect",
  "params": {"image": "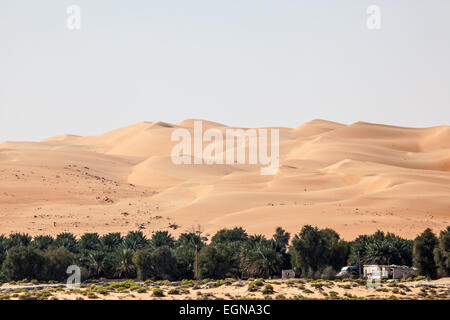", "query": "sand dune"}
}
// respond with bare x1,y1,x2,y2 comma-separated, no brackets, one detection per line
0,120,449,240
